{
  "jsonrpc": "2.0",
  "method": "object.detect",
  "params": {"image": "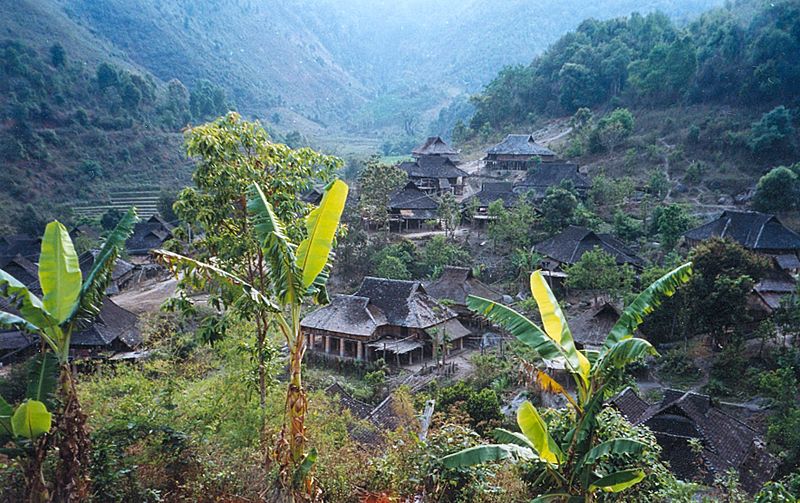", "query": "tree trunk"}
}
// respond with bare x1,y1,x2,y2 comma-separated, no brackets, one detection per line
54,365,91,503
23,436,50,503
281,330,311,500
